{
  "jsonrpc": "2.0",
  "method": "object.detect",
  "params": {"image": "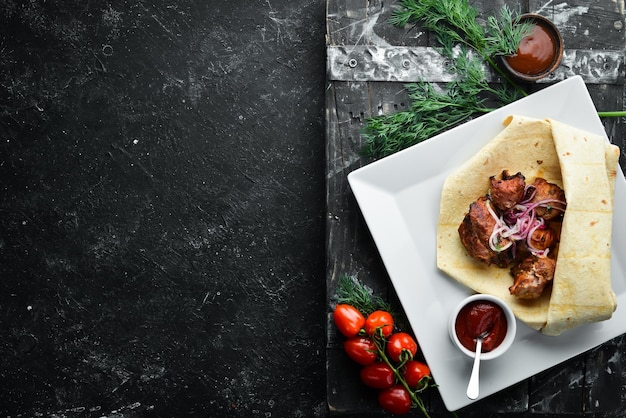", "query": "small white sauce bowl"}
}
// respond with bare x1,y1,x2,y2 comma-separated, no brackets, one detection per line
449,294,517,360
